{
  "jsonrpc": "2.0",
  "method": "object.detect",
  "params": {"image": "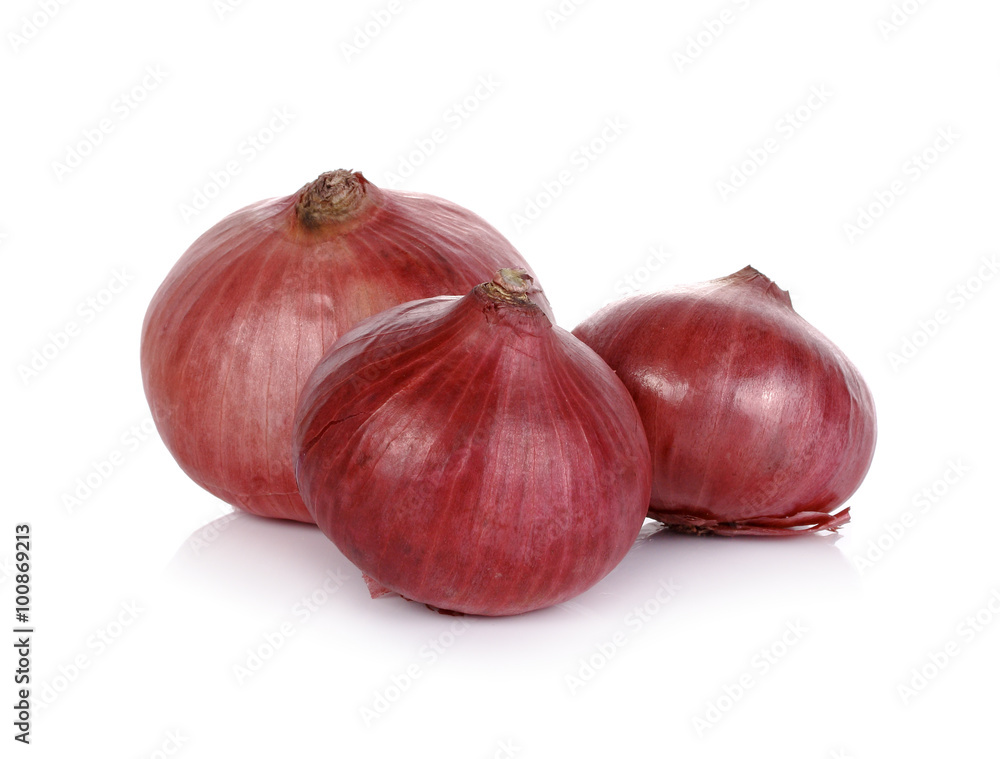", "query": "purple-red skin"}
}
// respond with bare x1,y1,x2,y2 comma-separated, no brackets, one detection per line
294,271,652,616
141,172,549,523
572,266,876,536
